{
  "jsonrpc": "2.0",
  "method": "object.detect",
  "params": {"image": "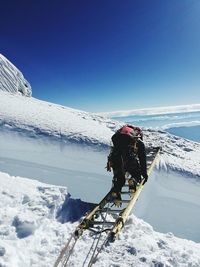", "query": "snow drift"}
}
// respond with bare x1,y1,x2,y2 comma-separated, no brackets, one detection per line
0,54,32,96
